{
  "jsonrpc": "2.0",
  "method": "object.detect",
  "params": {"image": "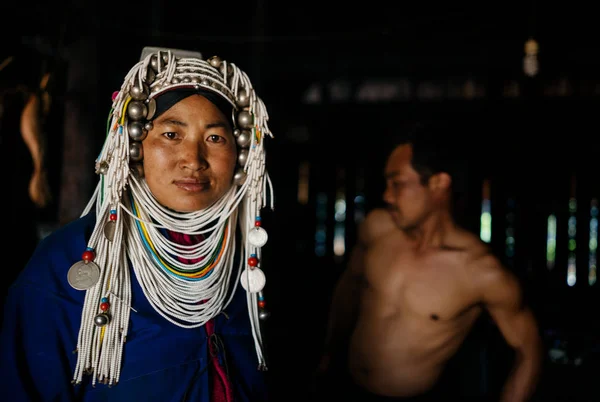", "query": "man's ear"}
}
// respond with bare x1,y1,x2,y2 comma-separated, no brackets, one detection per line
429,172,452,192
